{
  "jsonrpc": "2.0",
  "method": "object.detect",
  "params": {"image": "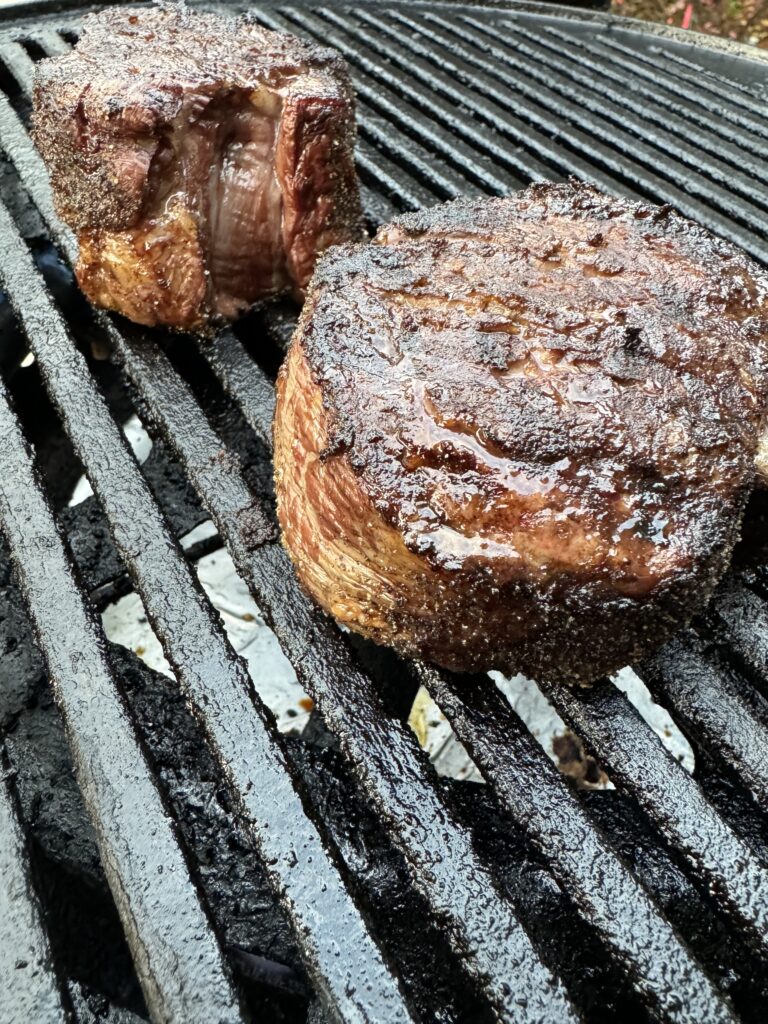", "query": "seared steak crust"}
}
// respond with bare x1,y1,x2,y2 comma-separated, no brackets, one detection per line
33,6,362,332
275,182,768,684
